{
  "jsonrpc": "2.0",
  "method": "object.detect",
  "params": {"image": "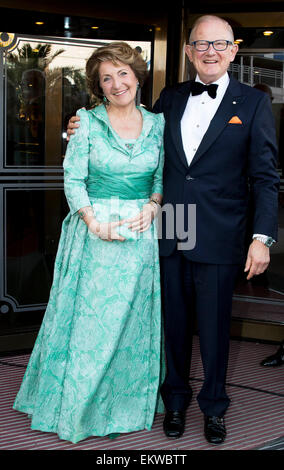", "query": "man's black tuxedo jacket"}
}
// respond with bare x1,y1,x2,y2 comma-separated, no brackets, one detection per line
153,76,280,265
